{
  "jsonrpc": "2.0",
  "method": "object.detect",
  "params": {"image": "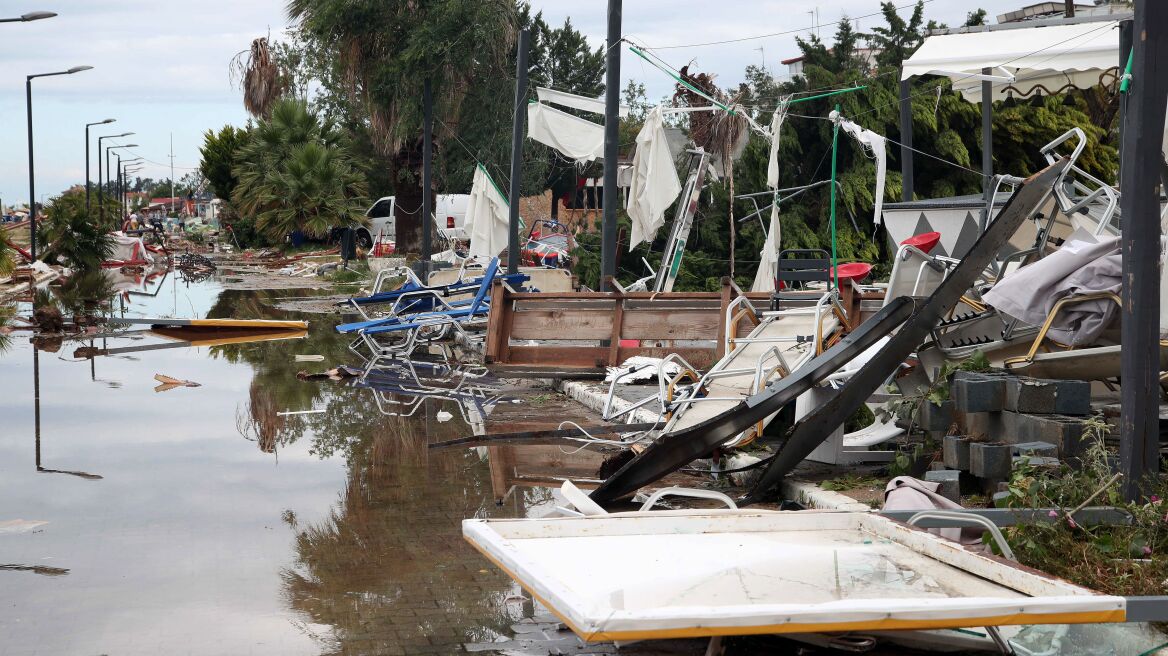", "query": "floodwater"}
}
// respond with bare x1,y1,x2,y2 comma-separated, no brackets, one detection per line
0,272,566,656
